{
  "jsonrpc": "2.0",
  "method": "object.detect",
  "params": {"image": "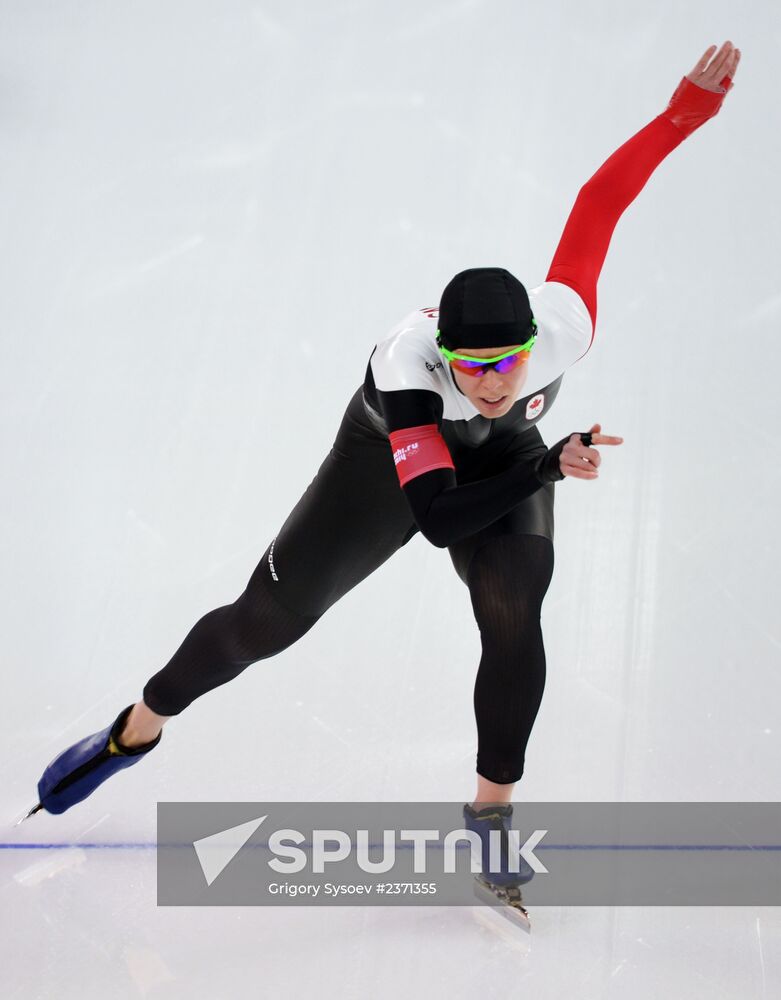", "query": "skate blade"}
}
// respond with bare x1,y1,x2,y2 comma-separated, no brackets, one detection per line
472,876,531,934
13,803,44,826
